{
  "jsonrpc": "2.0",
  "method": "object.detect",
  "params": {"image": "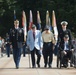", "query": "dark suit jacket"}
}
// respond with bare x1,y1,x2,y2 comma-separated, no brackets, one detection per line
59,41,74,51
9,27,24,48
